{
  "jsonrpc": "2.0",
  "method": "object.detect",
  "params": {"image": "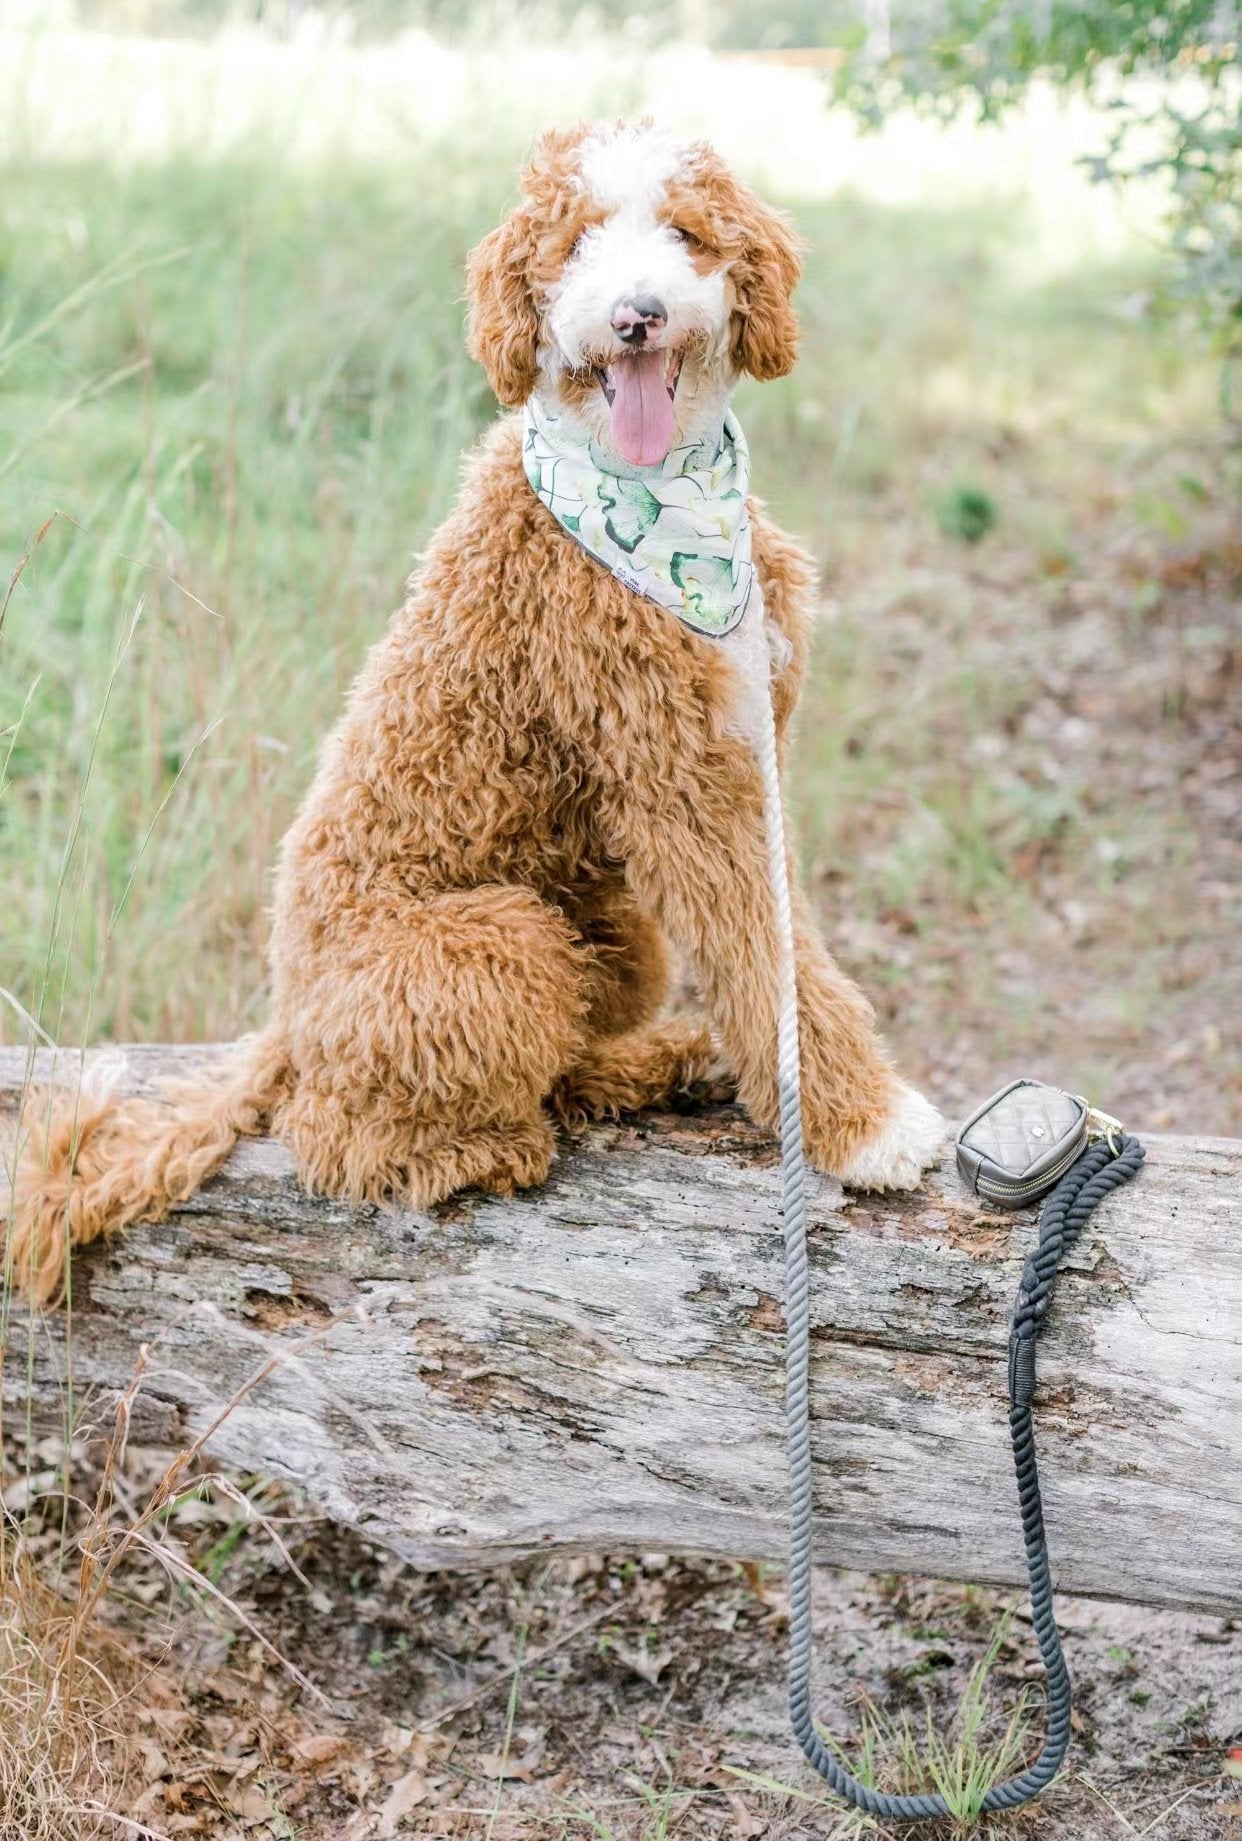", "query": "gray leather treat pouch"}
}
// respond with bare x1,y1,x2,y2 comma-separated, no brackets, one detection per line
956,1079,1089,1210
